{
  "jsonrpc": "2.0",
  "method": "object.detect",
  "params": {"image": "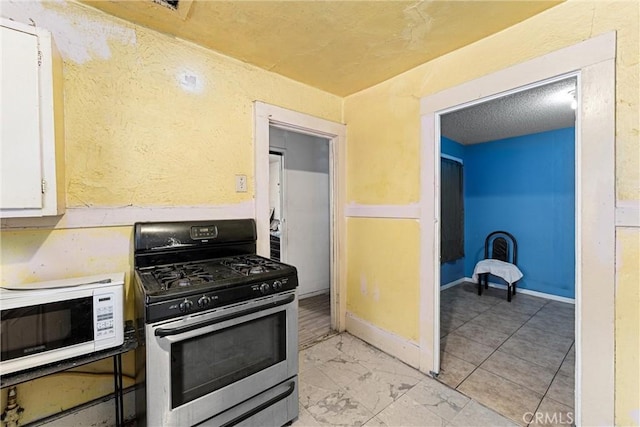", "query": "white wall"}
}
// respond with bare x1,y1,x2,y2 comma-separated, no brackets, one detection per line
269,127,330,297
269,154,282,220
